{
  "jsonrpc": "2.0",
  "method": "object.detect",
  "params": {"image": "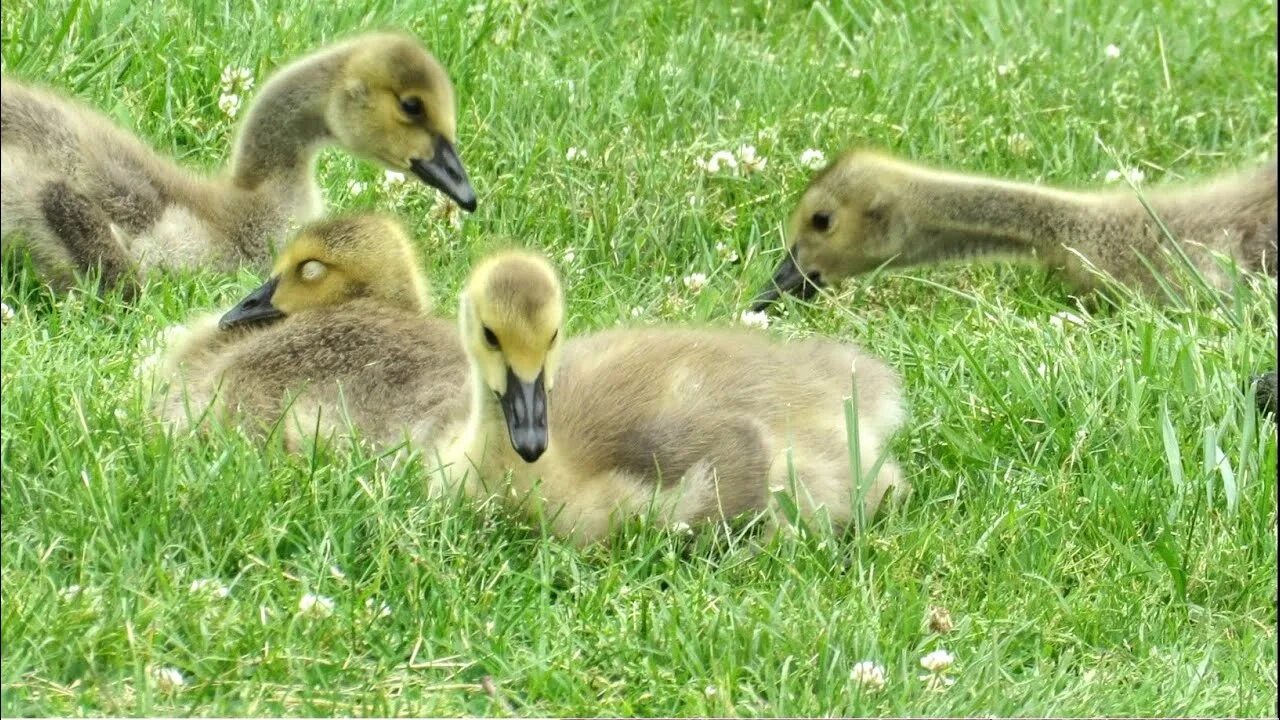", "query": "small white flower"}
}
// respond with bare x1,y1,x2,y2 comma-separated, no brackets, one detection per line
687,193,701,208
59,584,83,601
1006,132,1032,157
919,673,956,692
329,565,346,581
739,309,770,329
715,241,740,263
151,666,186,692
1049,310,1086,329
364,598,392,618
630,307,643,318
996,63,1014,76
563,249,577,264
219,65,254,93
431,191,463,230
383,170,407,186
1,302,14,325
217,93,241,119
849,68,864,78
188,578,230,599
850,660,886,691
737,144,767,175
704,685,717,697
682,272,708,293
346,180,367,196
920,649,955,673
702,151,738,175
671,521,694,535
298,593,335,618
799,148,827,171
1104,167,1145,184
1104,43,1122,59
565,146,588,162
